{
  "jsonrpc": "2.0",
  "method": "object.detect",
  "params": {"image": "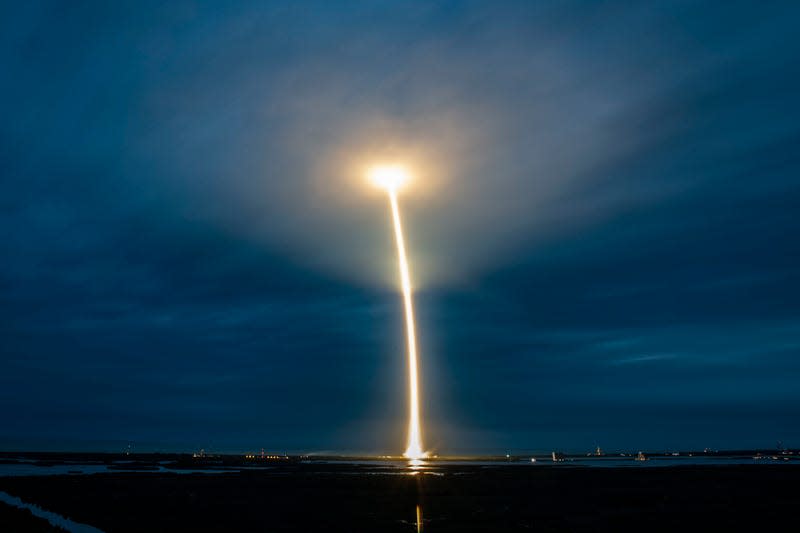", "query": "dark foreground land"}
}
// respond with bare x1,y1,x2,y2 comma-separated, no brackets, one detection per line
1,463,799,532
0,501,66,532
